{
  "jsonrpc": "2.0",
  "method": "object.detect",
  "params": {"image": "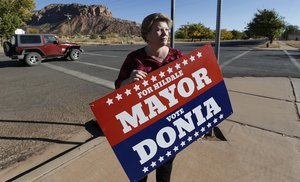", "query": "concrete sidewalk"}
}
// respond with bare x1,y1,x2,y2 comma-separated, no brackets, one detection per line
1,77,300,182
